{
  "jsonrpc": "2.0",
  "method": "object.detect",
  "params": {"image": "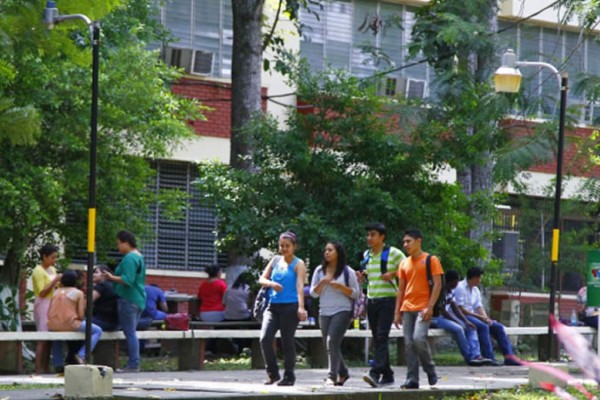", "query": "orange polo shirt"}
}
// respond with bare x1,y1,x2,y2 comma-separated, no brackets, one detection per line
397,252,443,312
